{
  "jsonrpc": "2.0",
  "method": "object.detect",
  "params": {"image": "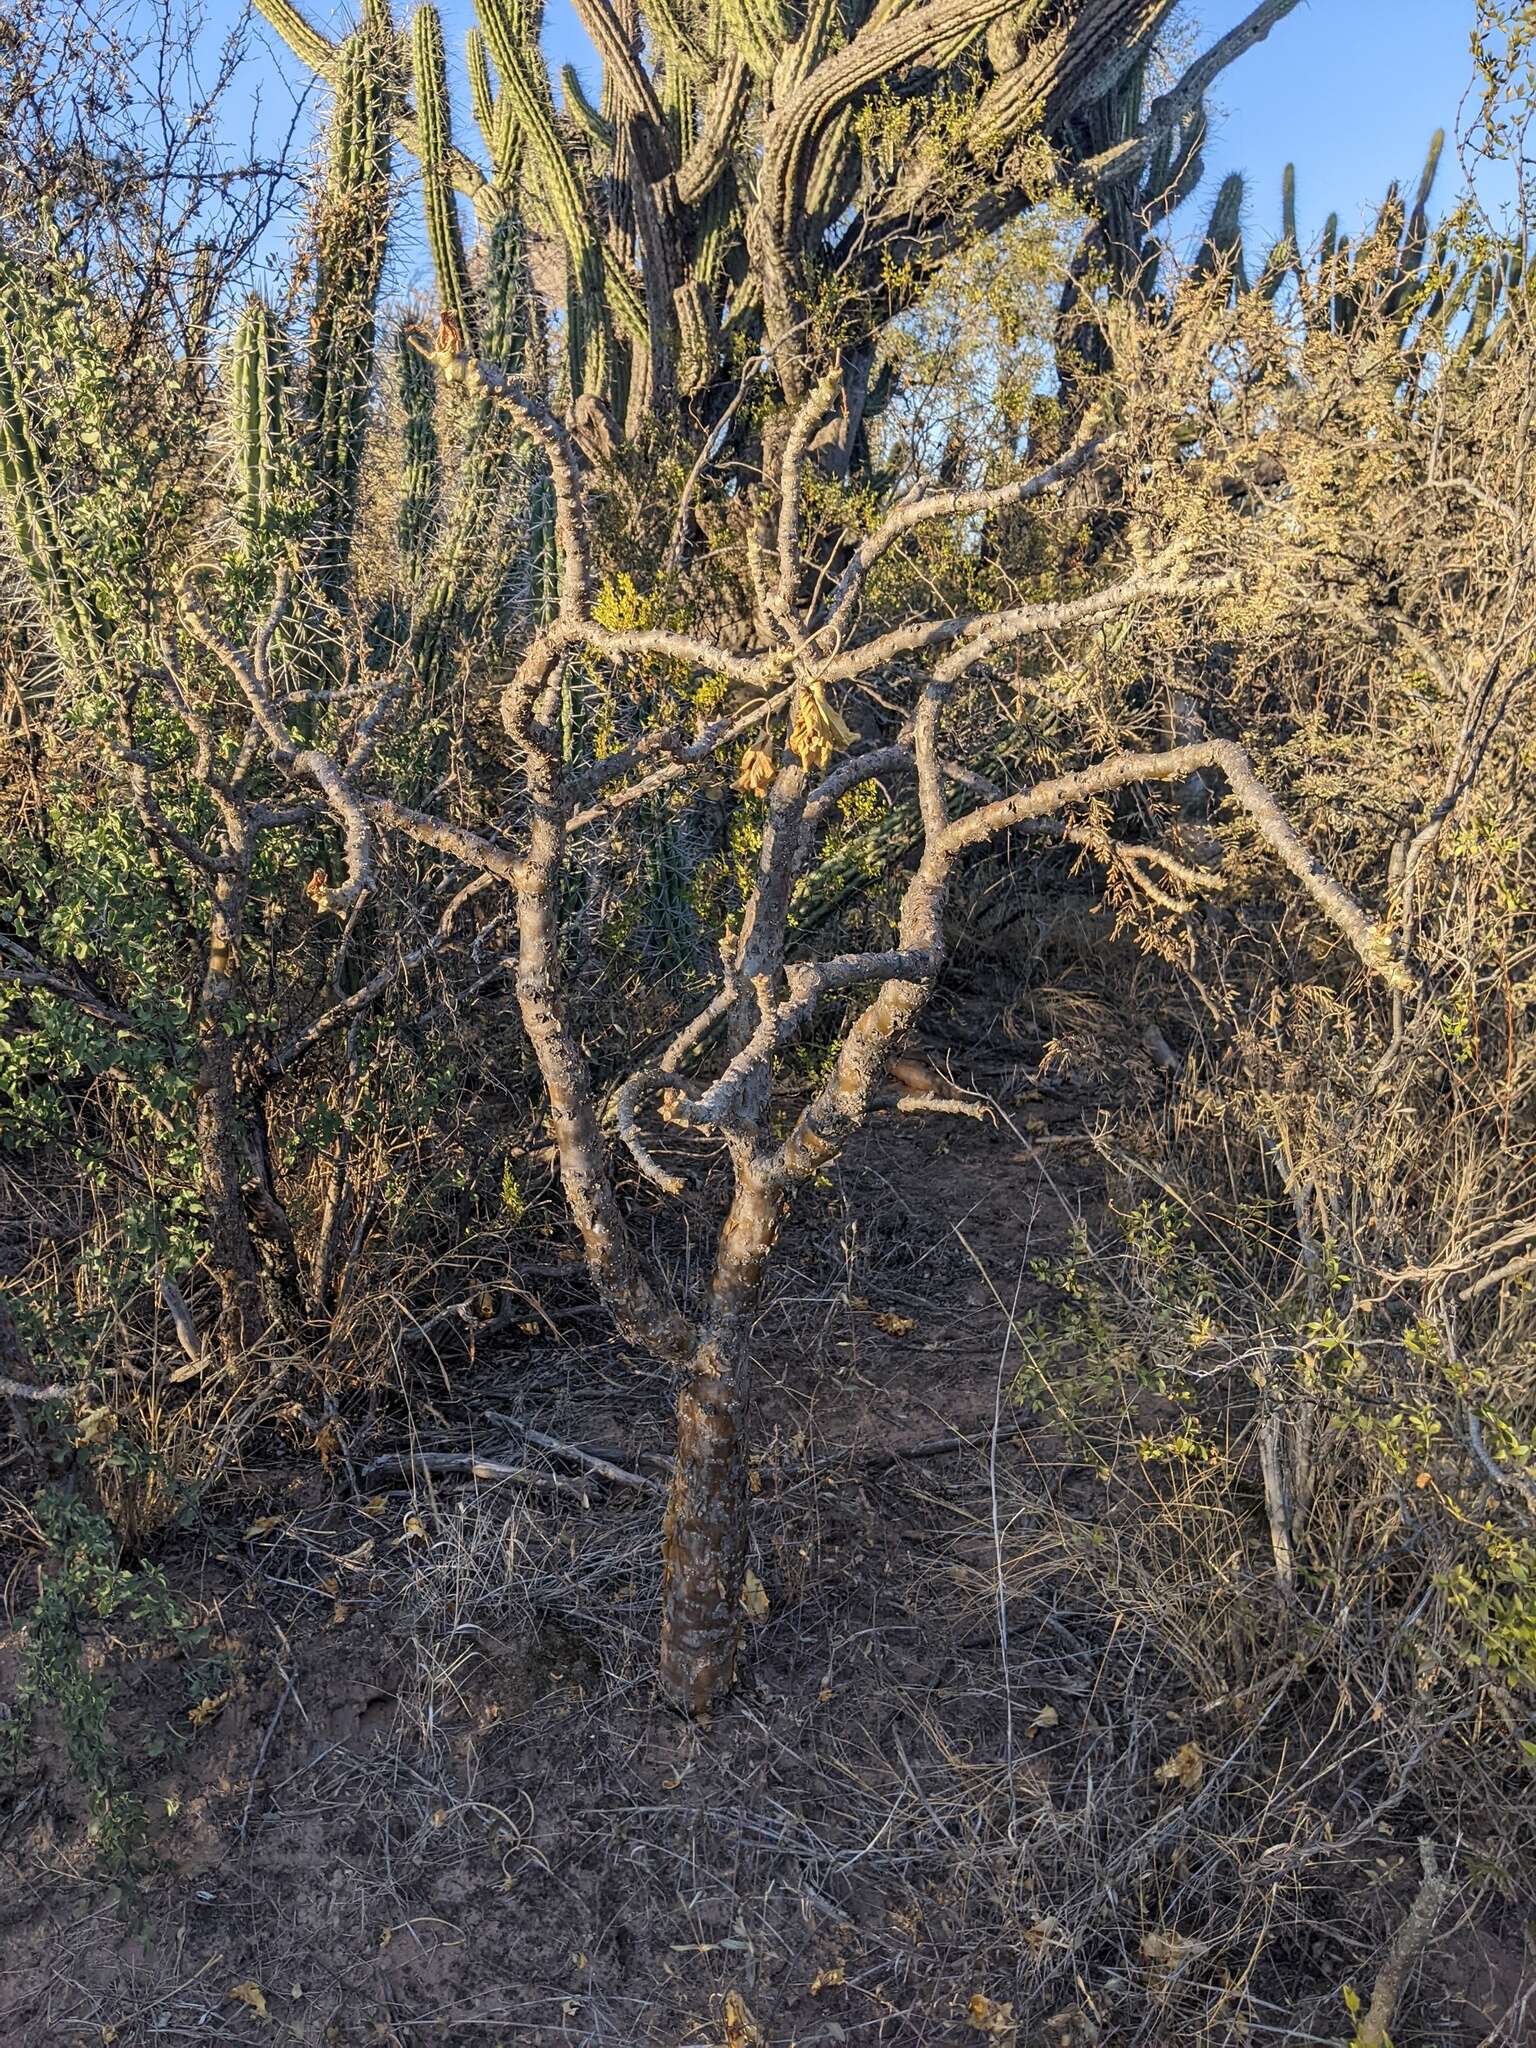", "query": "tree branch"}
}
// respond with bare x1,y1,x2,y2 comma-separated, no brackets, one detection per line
941,738,1410,987
1084,0,1304,190
814,433,1118,648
